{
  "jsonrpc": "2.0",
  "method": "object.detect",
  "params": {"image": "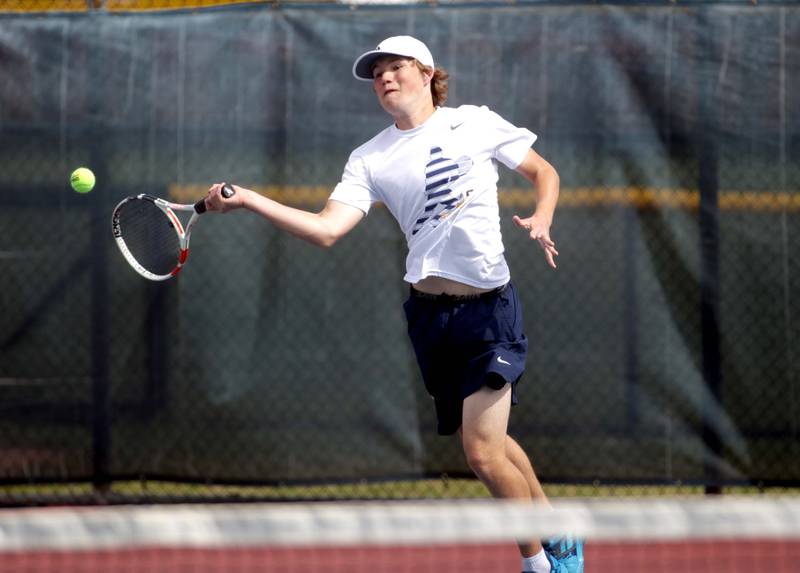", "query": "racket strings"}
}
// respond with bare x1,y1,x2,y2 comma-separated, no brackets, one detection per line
117,199,182,276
